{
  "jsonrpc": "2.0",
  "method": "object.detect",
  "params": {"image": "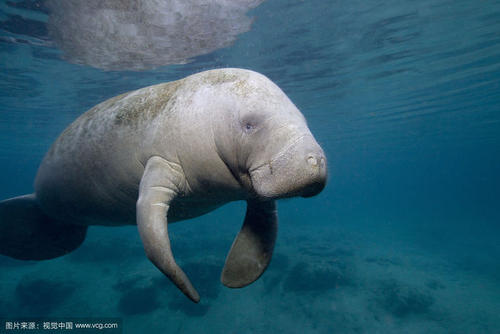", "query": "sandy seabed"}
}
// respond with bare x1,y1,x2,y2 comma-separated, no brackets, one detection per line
1,216,498,334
